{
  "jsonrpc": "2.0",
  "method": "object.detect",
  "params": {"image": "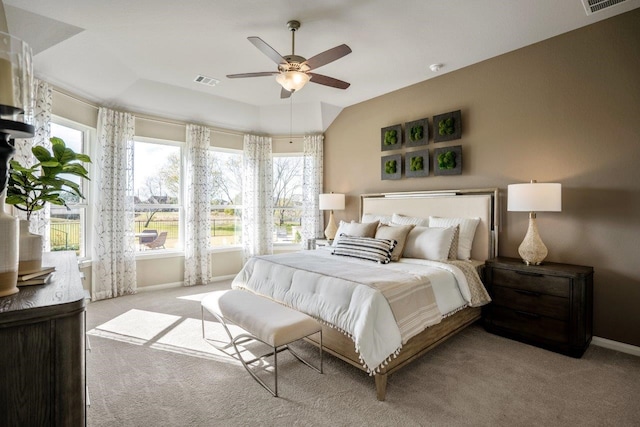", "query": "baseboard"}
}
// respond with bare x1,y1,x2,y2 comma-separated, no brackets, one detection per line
136,274,236,293
137,281,184,292
592,336,640,357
